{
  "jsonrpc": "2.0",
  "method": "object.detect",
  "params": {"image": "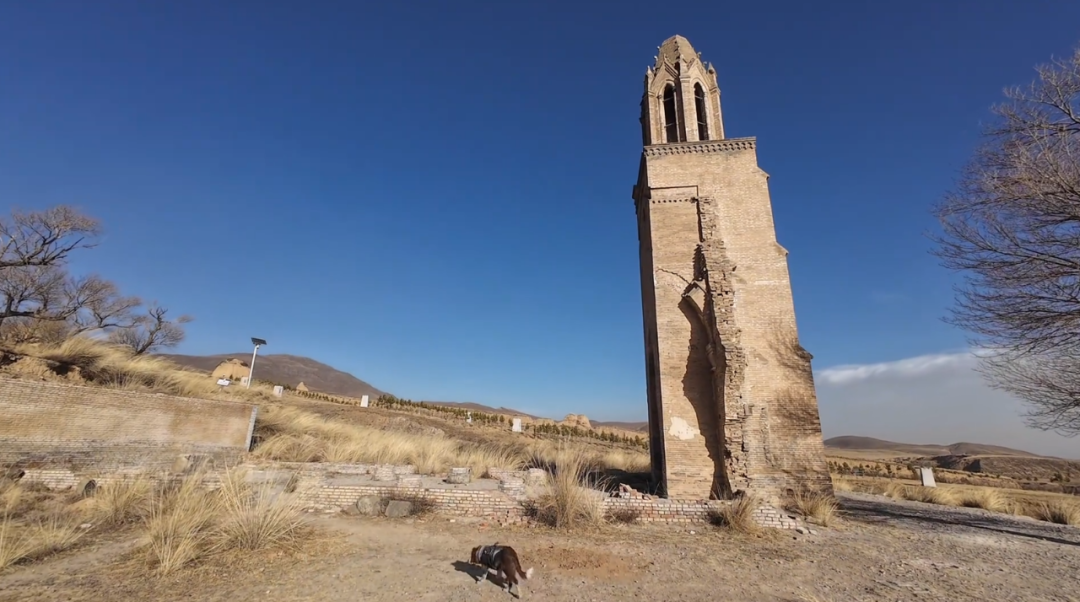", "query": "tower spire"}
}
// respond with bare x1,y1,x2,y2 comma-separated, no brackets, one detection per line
640,35,724,146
